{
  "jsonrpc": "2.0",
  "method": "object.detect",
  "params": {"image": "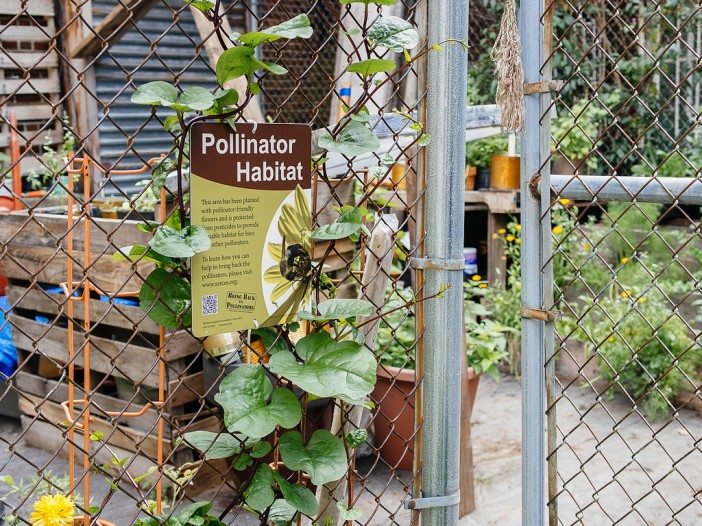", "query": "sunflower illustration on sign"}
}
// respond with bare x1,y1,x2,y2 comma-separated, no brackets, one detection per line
262,185,313,324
